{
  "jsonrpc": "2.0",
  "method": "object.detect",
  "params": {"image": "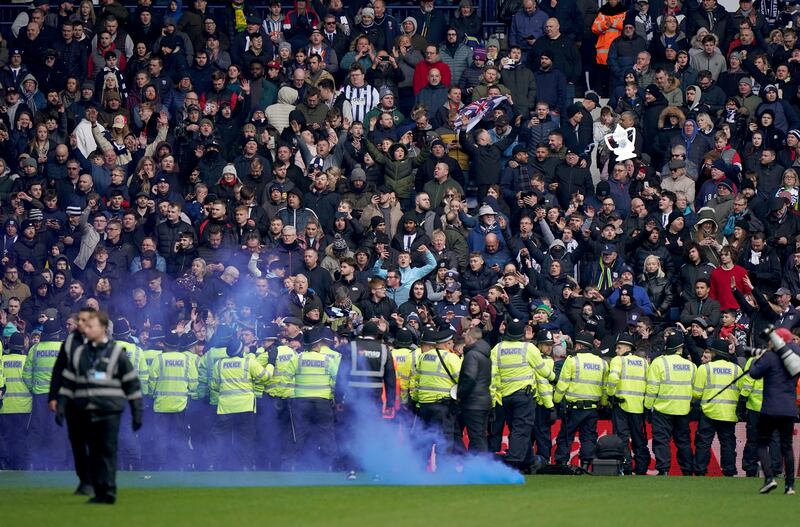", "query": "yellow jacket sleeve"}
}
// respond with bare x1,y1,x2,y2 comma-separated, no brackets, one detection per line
606,356,621,398
692,364,708,400
554,356,574,404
